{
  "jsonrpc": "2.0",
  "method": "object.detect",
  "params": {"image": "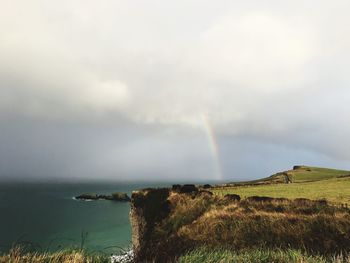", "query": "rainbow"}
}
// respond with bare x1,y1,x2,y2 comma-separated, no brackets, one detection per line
202,114,224,181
